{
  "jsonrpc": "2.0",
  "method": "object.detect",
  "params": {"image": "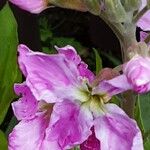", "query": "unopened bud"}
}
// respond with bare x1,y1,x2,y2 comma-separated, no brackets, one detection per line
121,0,141,12
103,0,127,23
81,0,101,15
